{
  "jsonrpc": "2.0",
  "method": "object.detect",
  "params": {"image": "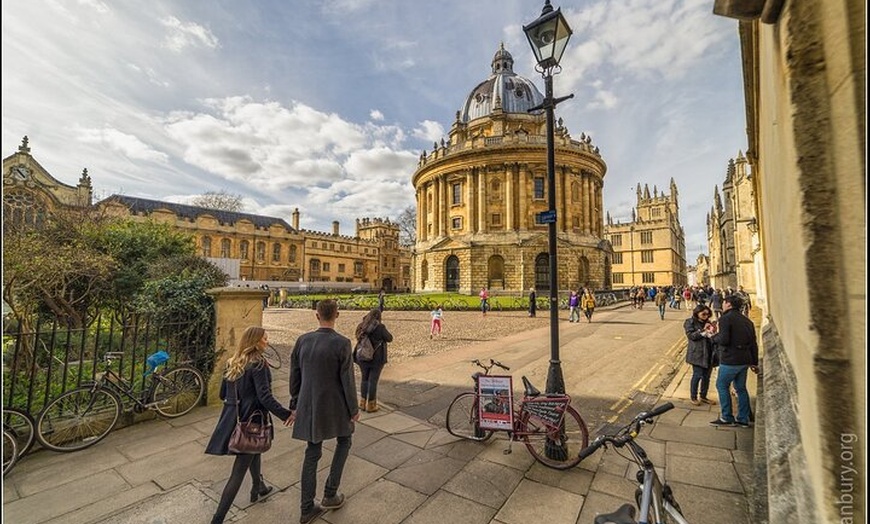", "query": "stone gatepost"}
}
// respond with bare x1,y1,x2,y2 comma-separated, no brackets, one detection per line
205,287,269,406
